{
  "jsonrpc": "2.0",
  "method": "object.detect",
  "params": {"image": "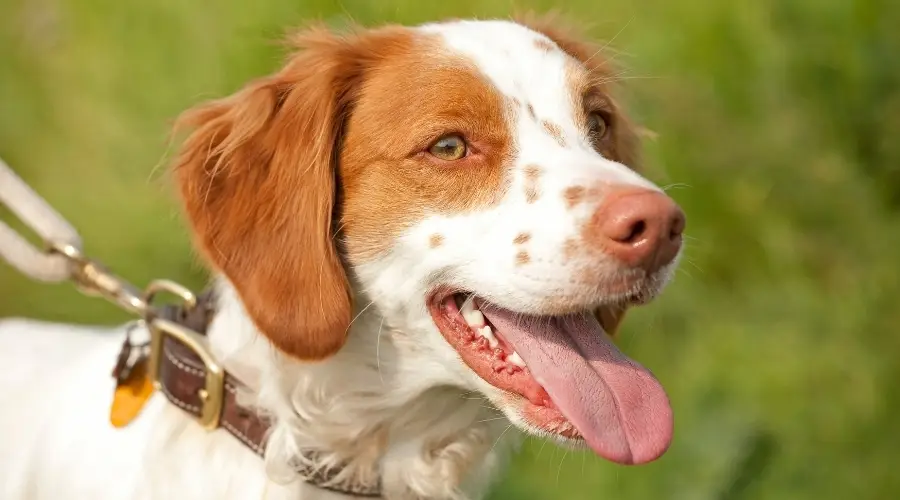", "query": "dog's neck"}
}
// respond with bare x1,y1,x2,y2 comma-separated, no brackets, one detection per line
203,278,518,499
